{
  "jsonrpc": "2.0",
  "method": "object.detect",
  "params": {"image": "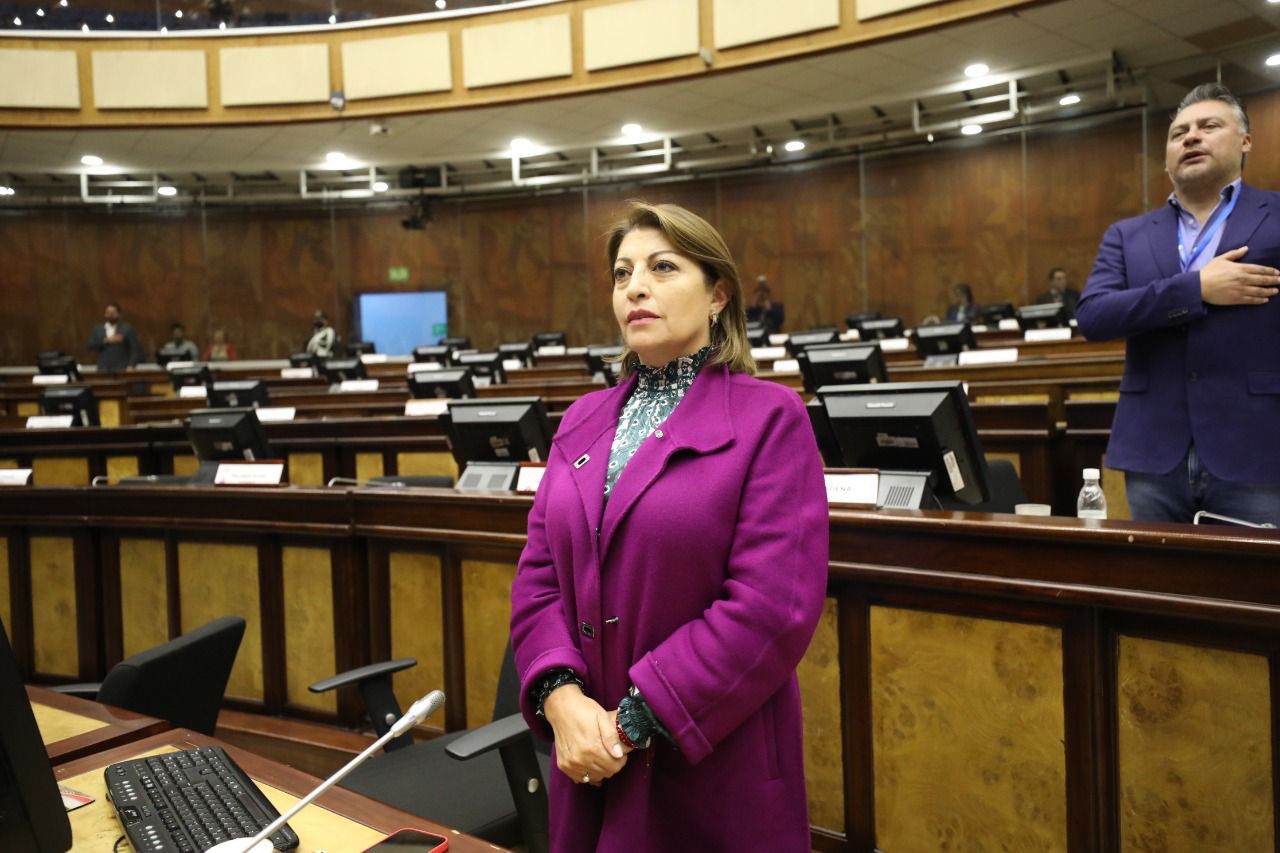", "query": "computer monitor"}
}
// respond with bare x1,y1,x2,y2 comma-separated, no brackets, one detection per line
1016,302,1070,330
209,380,270,409
289,352,318,369
745,323,768,348
440,397,554,489
585,345,624,387
456,352,507,386
39,386,99,427
169,363,212,391
498,342,535,367
844,311,882,331
36,353,81,382
913,322,976,363
320,358,368,383
532,331,567,349
186,408,275,484
439,335,471,350
786,329,839,356
408,368,476,399
859,318,905,340
346,340,376,356
0,618,73,853
977,302,1016,323
798,343,888,394
413,345,453,365
808,380,990,508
